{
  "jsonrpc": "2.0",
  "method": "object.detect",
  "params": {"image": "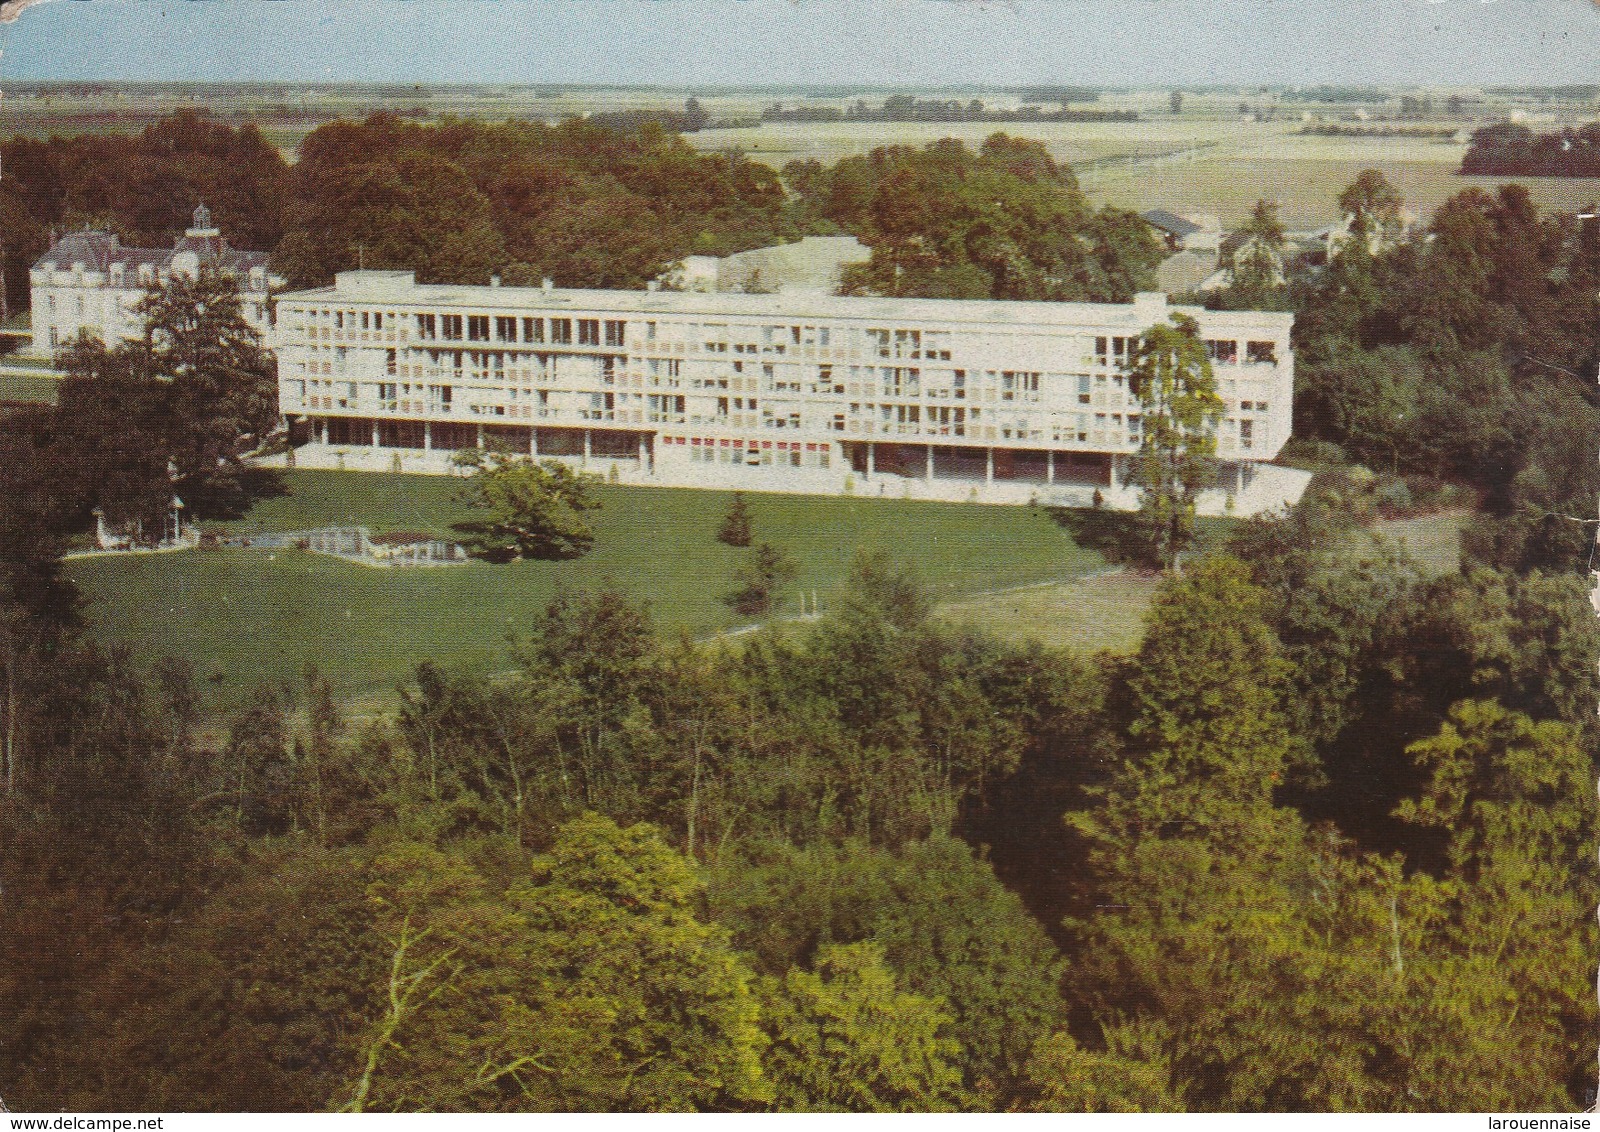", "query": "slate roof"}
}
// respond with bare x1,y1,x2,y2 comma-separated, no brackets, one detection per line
33,229,270,276
1142,210,1203,239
